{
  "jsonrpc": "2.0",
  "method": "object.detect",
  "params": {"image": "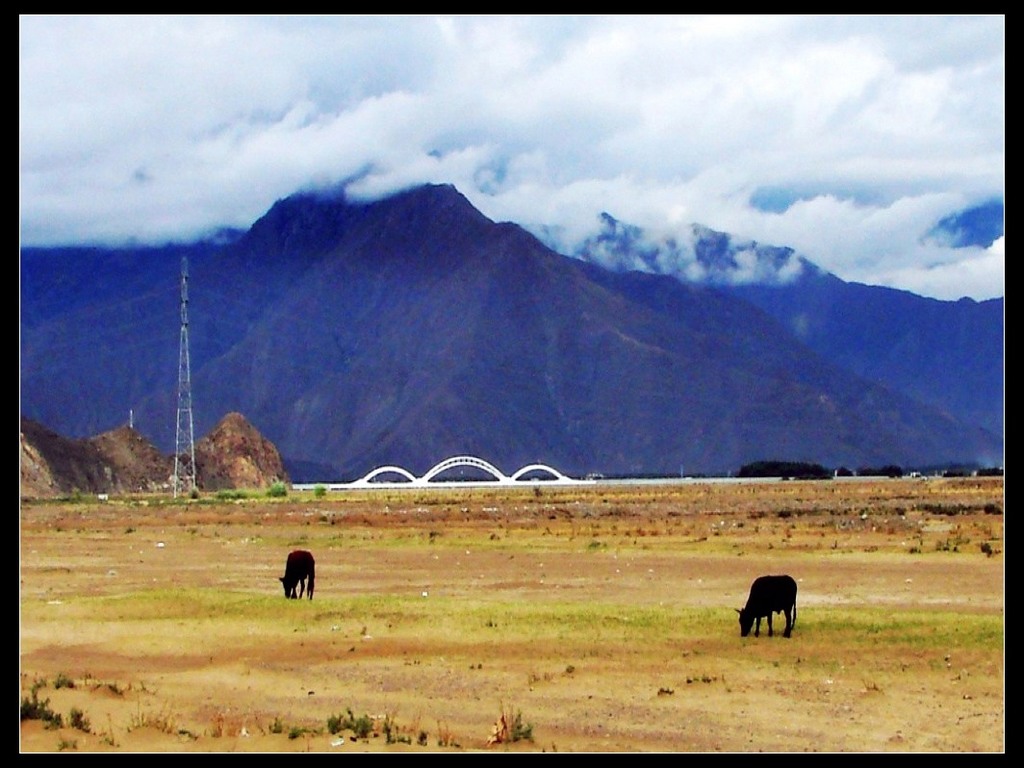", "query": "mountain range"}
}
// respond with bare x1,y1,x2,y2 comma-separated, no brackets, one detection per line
20,183,1003,481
